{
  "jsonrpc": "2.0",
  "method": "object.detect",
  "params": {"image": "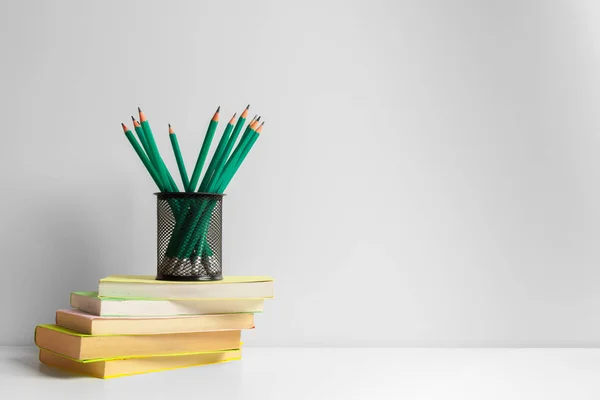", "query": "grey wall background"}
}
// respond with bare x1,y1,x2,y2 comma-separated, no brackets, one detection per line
1,0,600,347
